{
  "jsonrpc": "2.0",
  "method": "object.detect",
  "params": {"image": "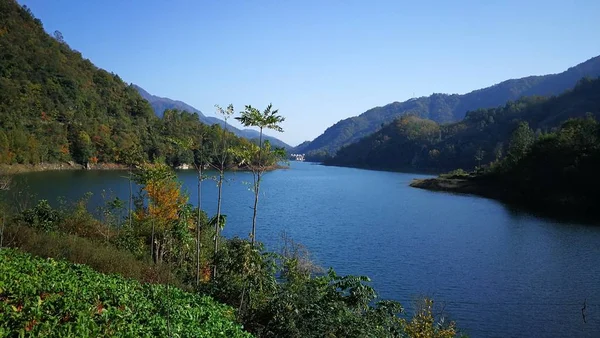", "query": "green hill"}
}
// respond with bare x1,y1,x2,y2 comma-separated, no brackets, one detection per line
326,77,600,172
297,55,600,158
0,0,249,167
0,248,251,337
